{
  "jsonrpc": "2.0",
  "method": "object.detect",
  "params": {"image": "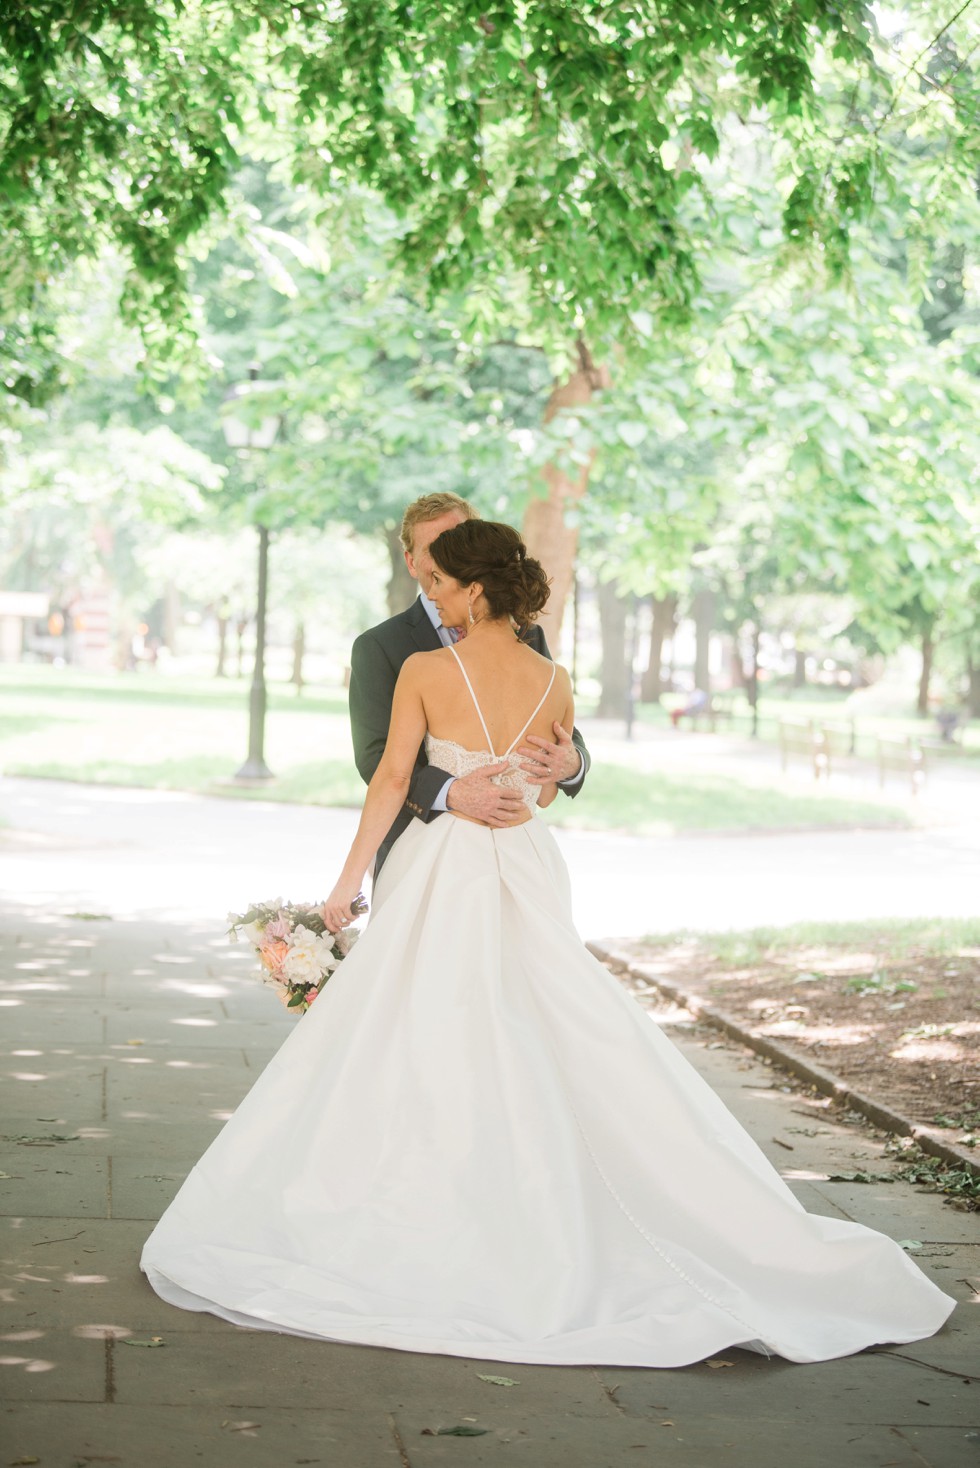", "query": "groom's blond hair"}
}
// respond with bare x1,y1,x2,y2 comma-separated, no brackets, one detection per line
400,492,479,554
